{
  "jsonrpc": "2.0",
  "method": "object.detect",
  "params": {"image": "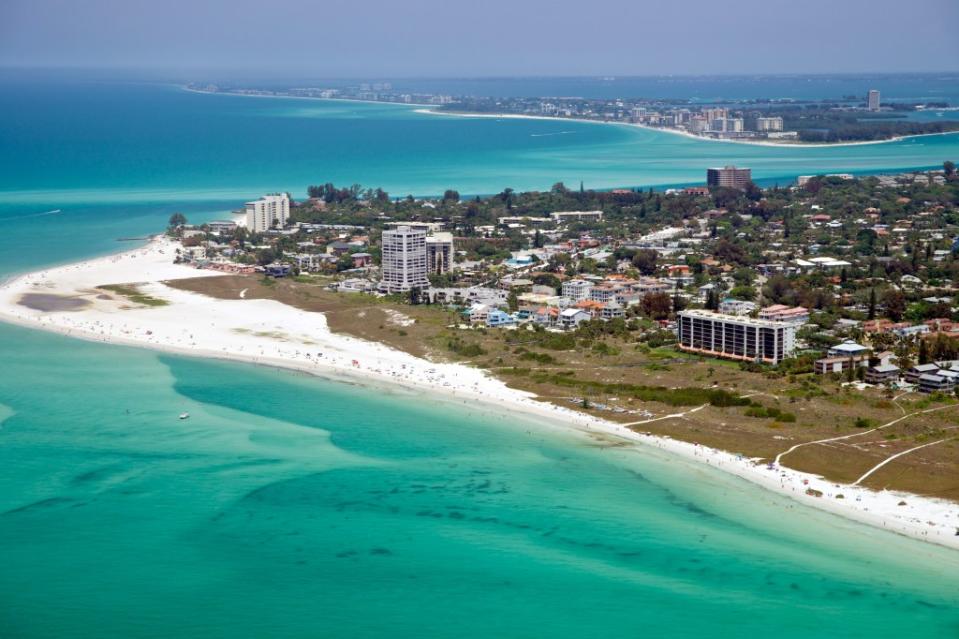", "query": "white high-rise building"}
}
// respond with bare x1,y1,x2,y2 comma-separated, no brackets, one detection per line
379,225,429,293
867,89,881,112
756,116,784,132
710,117,744,133
687,115,708,133
703,107,727,123
245,194,290,233
677,310,796,364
